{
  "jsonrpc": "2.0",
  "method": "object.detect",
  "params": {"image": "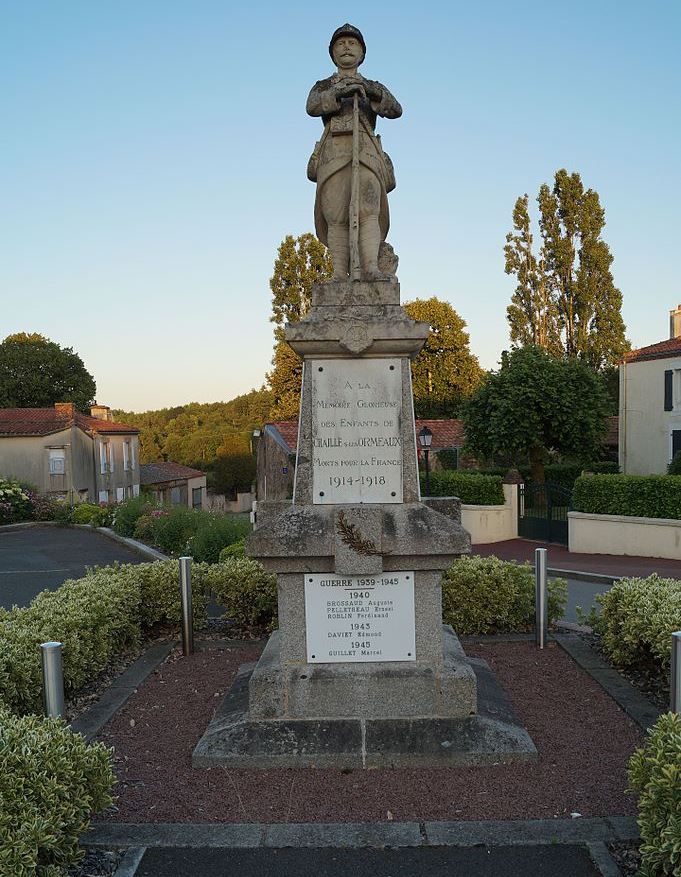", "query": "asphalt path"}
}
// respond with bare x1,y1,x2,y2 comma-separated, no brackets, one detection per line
135,845,601,877
0,525,145,609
